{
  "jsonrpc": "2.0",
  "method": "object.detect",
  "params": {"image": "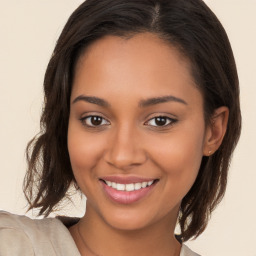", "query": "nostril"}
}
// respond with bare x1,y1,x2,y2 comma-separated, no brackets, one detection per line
104,149,148,170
